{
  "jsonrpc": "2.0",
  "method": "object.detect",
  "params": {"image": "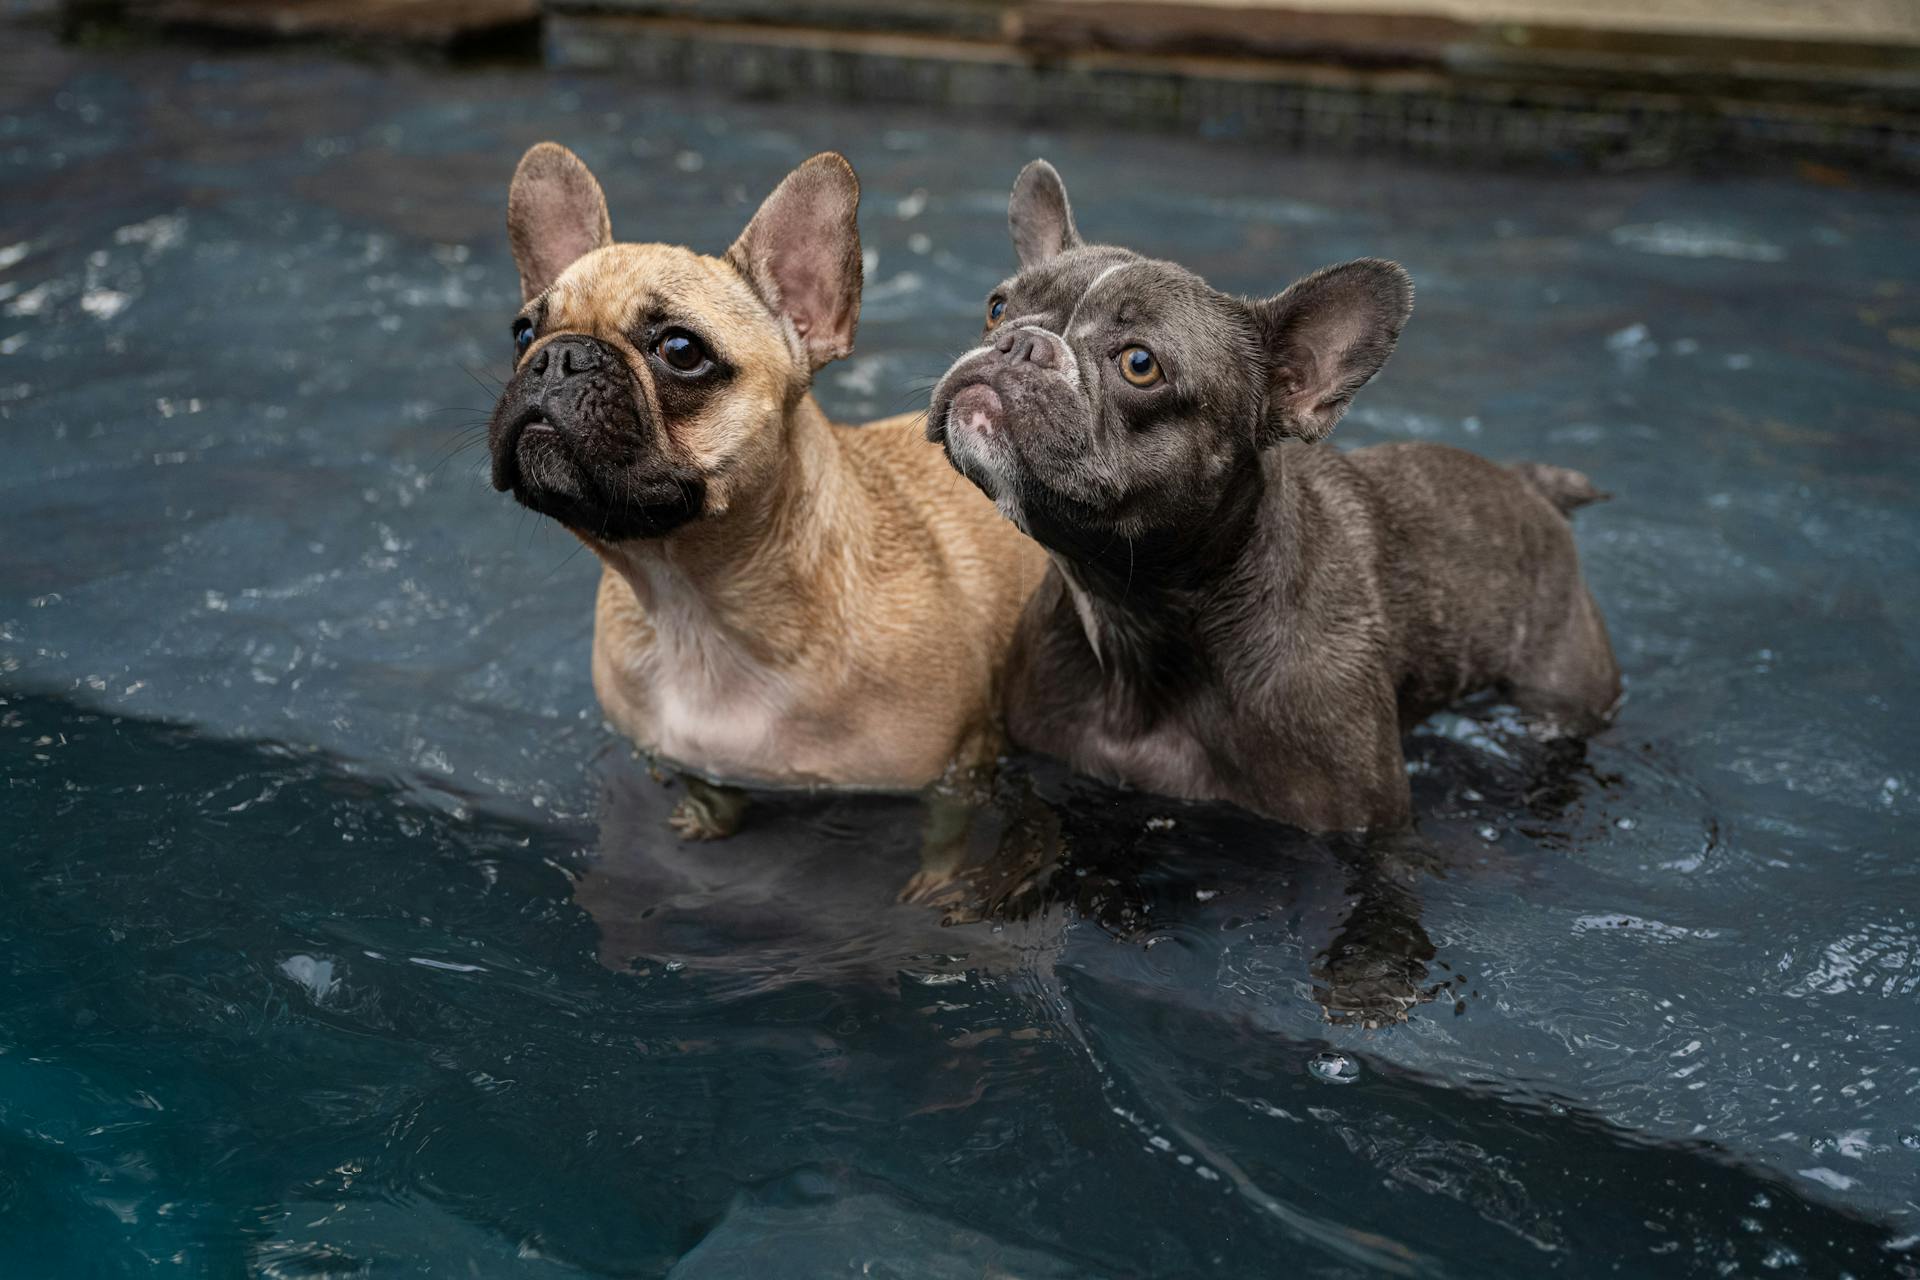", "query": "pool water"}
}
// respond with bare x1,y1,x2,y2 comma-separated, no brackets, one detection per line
3,27,1918,1279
